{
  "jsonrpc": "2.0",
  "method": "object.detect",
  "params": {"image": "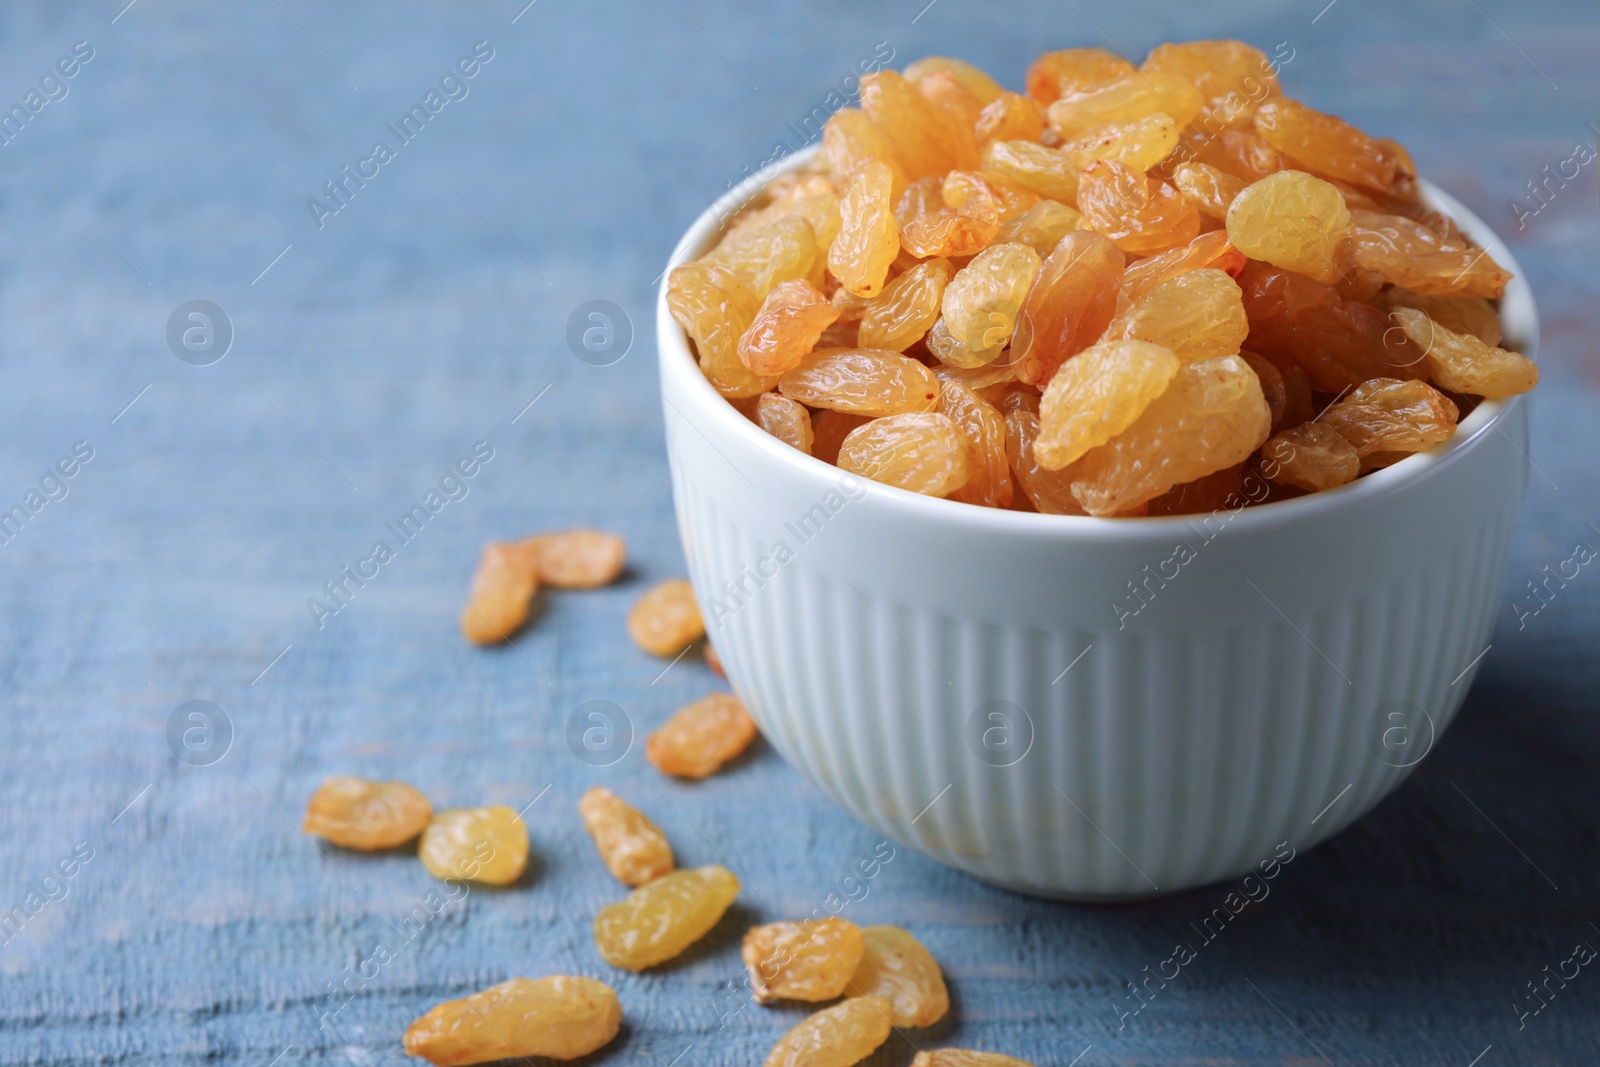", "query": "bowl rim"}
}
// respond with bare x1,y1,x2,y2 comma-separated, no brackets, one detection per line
657,145,1538,542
